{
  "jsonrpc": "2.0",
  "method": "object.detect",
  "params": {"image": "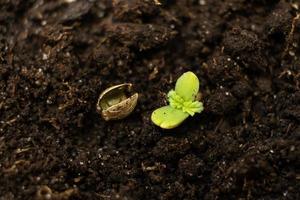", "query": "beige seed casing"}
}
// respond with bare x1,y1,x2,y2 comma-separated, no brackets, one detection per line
96,83,138,121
